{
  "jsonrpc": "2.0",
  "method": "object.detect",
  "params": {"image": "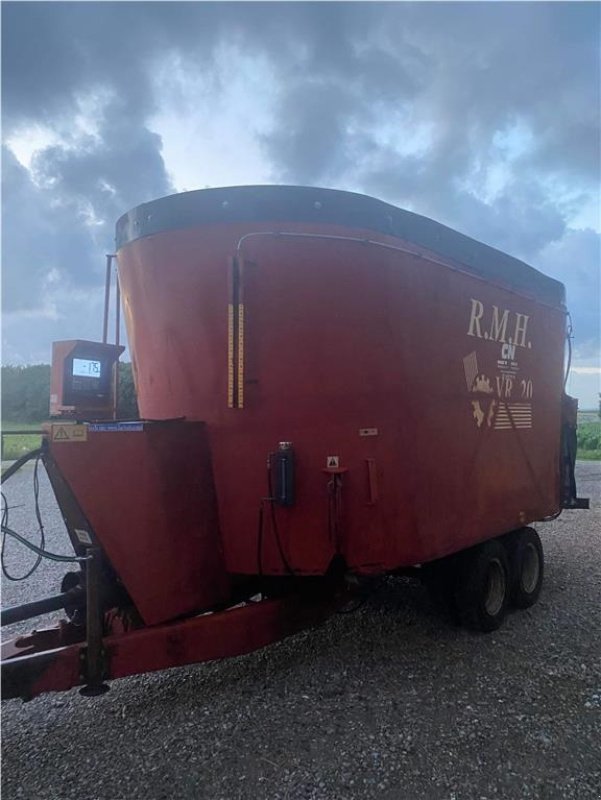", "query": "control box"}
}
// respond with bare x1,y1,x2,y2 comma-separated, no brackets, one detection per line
50,340,125,419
